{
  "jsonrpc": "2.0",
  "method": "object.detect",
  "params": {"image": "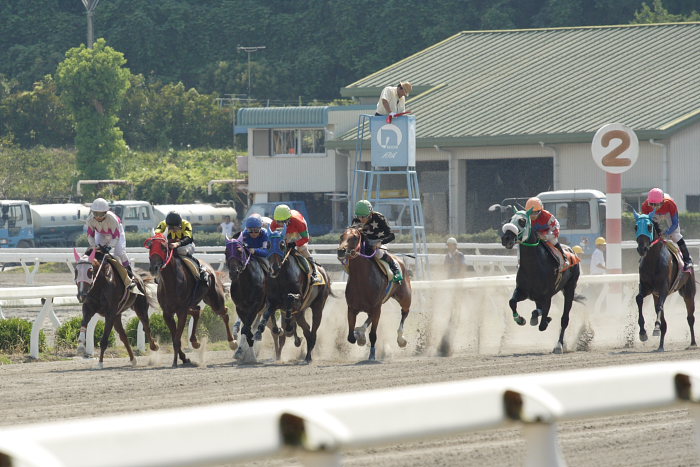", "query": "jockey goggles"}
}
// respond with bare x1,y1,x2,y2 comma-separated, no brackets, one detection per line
248,228,261,234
